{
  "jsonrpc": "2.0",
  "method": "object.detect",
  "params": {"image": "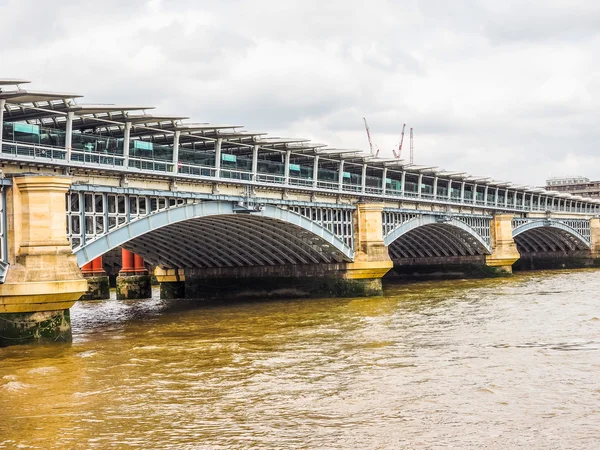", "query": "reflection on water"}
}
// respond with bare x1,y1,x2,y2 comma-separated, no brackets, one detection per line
1,270,600,449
